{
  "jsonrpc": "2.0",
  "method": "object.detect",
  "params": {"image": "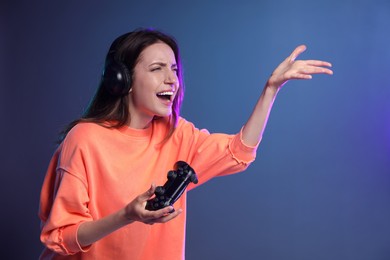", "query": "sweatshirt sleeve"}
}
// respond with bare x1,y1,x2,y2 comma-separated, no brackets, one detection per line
40,168,92,255
39,133,93,255
175,119,260,189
